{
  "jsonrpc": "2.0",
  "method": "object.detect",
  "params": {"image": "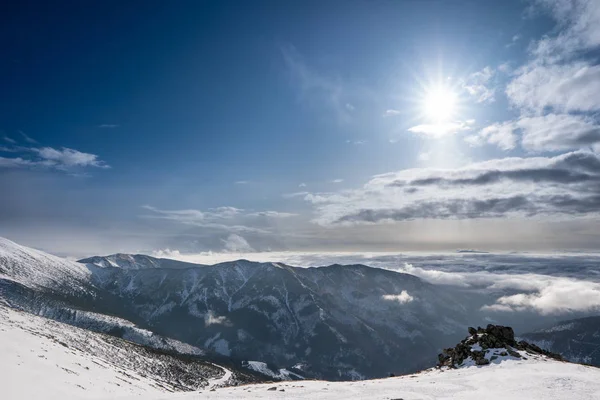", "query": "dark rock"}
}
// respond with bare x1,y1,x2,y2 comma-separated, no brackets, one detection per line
436,324,562,369
476,358,490,366
268,387,277,391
